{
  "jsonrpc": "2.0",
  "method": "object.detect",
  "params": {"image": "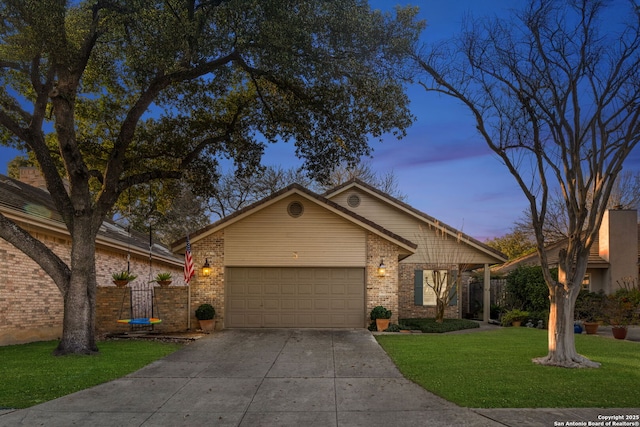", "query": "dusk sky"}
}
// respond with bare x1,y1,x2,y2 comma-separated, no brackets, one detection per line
1,0,638,242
